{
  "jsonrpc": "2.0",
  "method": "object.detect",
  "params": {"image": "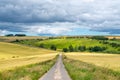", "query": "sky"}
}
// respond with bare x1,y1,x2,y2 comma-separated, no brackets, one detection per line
0,0,120,36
